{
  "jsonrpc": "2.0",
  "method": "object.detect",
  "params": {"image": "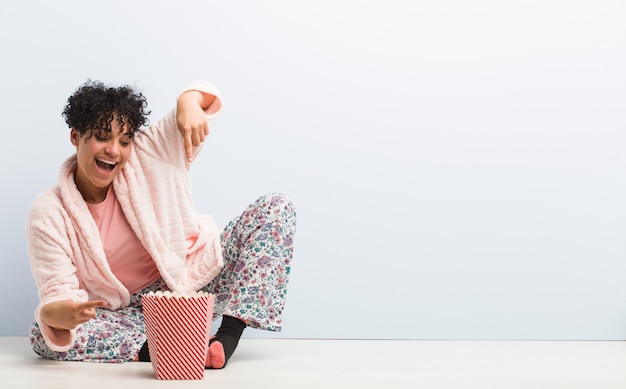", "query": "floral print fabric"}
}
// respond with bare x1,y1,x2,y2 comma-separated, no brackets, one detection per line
30,193,296,362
